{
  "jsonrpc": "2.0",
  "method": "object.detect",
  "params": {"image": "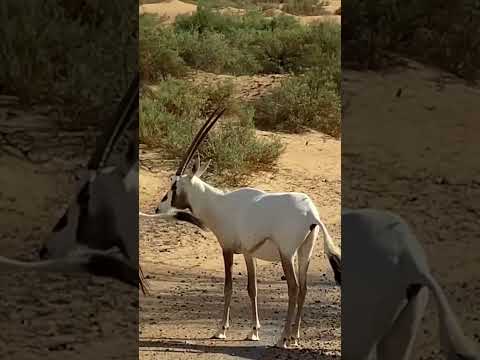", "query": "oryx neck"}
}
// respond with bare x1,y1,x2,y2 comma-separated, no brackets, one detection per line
187,177,224,227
